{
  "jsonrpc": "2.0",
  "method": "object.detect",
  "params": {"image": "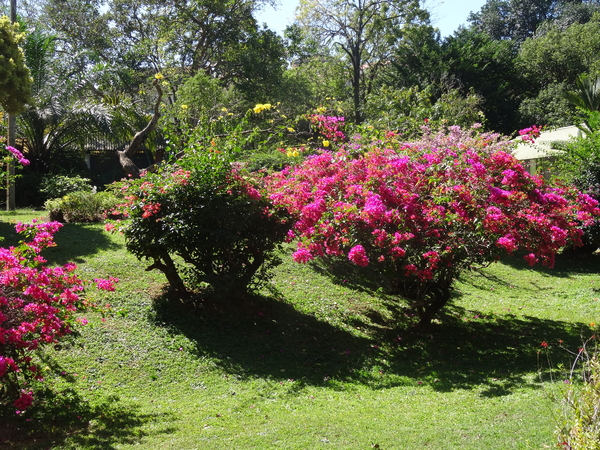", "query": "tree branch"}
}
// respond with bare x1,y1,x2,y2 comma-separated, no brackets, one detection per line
117,78,163,177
